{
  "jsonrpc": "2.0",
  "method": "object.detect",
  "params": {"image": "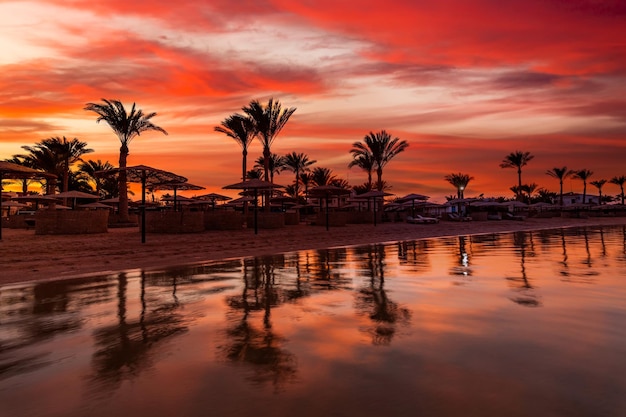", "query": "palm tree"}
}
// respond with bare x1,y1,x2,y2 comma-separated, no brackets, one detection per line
610,175,626,205
348,153,375,191
521,183,538,204
214,114,256,181
299,172,313,198
37,137,93,193
84,99,168,222
311,167,336,186
444,172,474,199
79,159,115,198
350,130,408,191
573,169,593,204
590,179,607,205
546,166,574,206
246,168,263,180
242,98,296,183
19,144,63,194
254,153,286,184
500,151,534,200
282,152,316,199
